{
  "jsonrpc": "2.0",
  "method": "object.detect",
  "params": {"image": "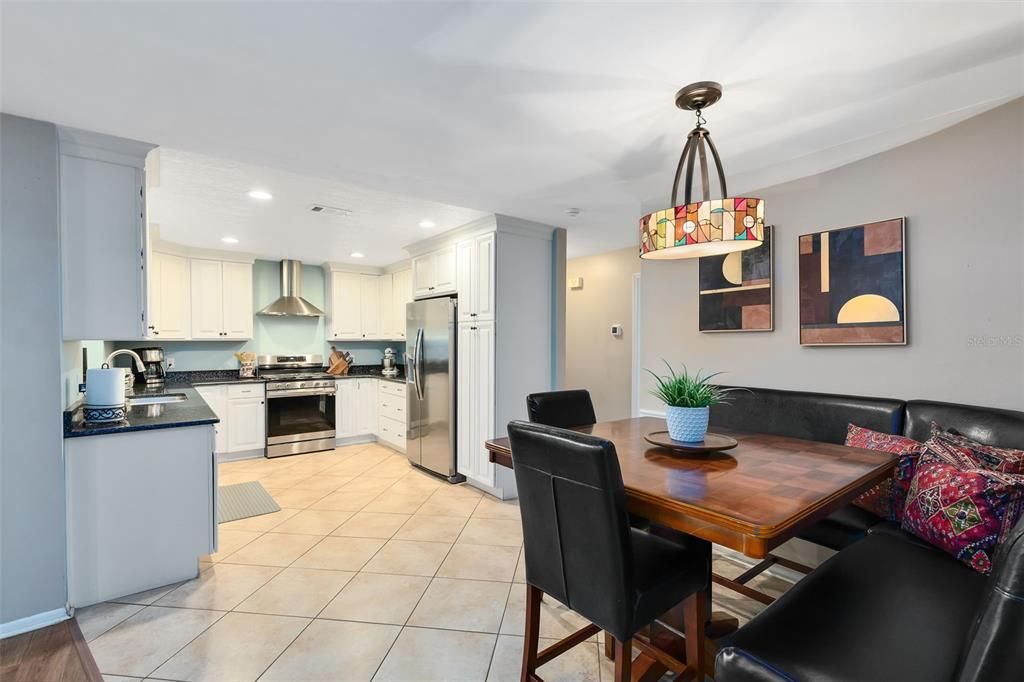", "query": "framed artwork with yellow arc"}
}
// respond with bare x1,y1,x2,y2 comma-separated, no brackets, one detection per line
798,218,907,346
698,225,773,332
